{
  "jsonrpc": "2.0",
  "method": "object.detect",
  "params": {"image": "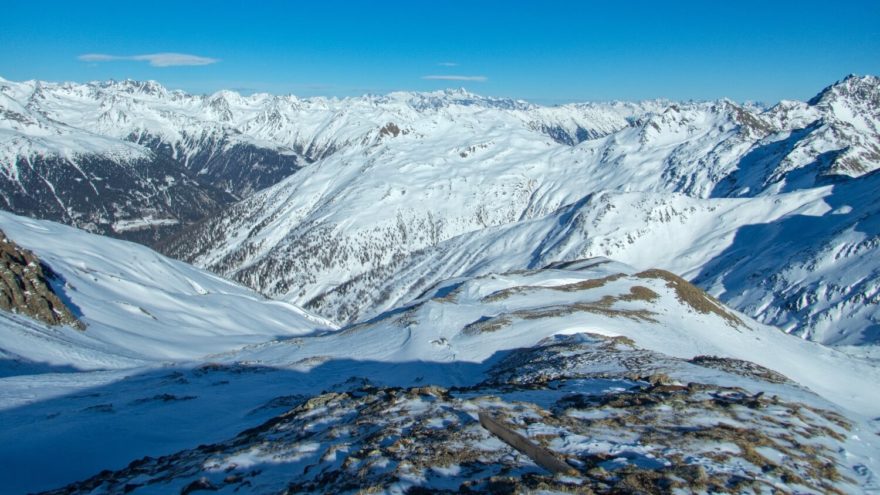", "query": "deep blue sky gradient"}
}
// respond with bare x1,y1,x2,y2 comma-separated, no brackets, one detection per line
1,0,878,103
